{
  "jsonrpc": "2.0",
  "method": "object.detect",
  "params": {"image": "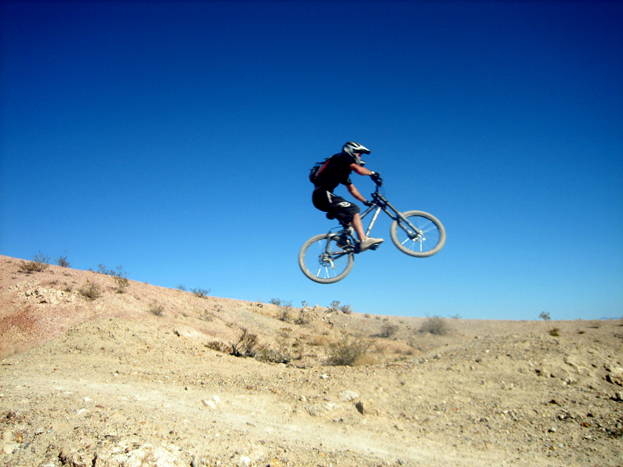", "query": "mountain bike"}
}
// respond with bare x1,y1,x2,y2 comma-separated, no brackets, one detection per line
299,181,446,284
